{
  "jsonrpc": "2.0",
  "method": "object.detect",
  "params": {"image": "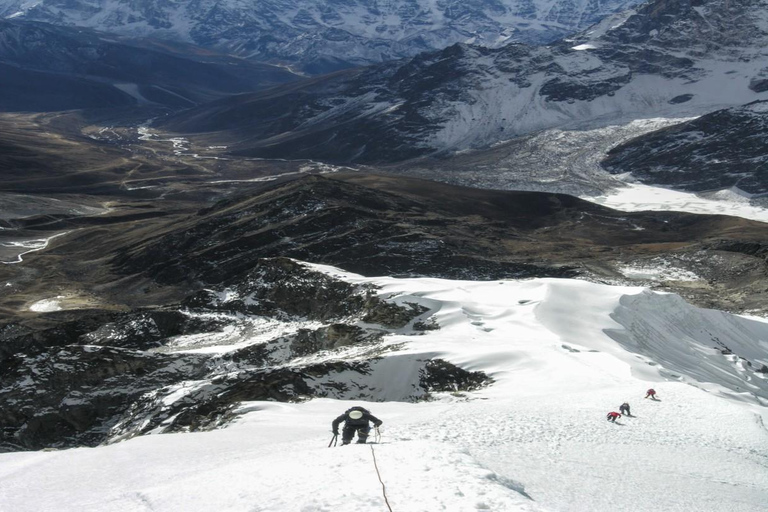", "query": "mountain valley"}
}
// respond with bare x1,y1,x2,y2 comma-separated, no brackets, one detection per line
1,1,767,510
